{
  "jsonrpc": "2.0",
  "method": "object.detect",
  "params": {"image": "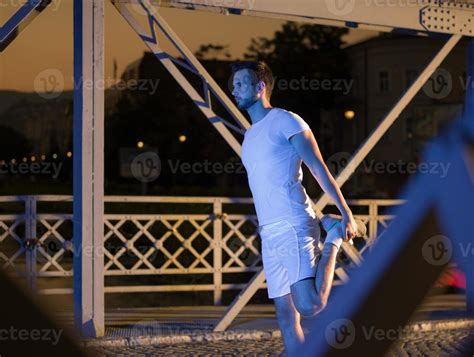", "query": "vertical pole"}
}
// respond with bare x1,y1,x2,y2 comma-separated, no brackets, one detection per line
368,201,378,244
213,199,223,305
73,0,105,338
25,196,37,292
464,38,474,316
